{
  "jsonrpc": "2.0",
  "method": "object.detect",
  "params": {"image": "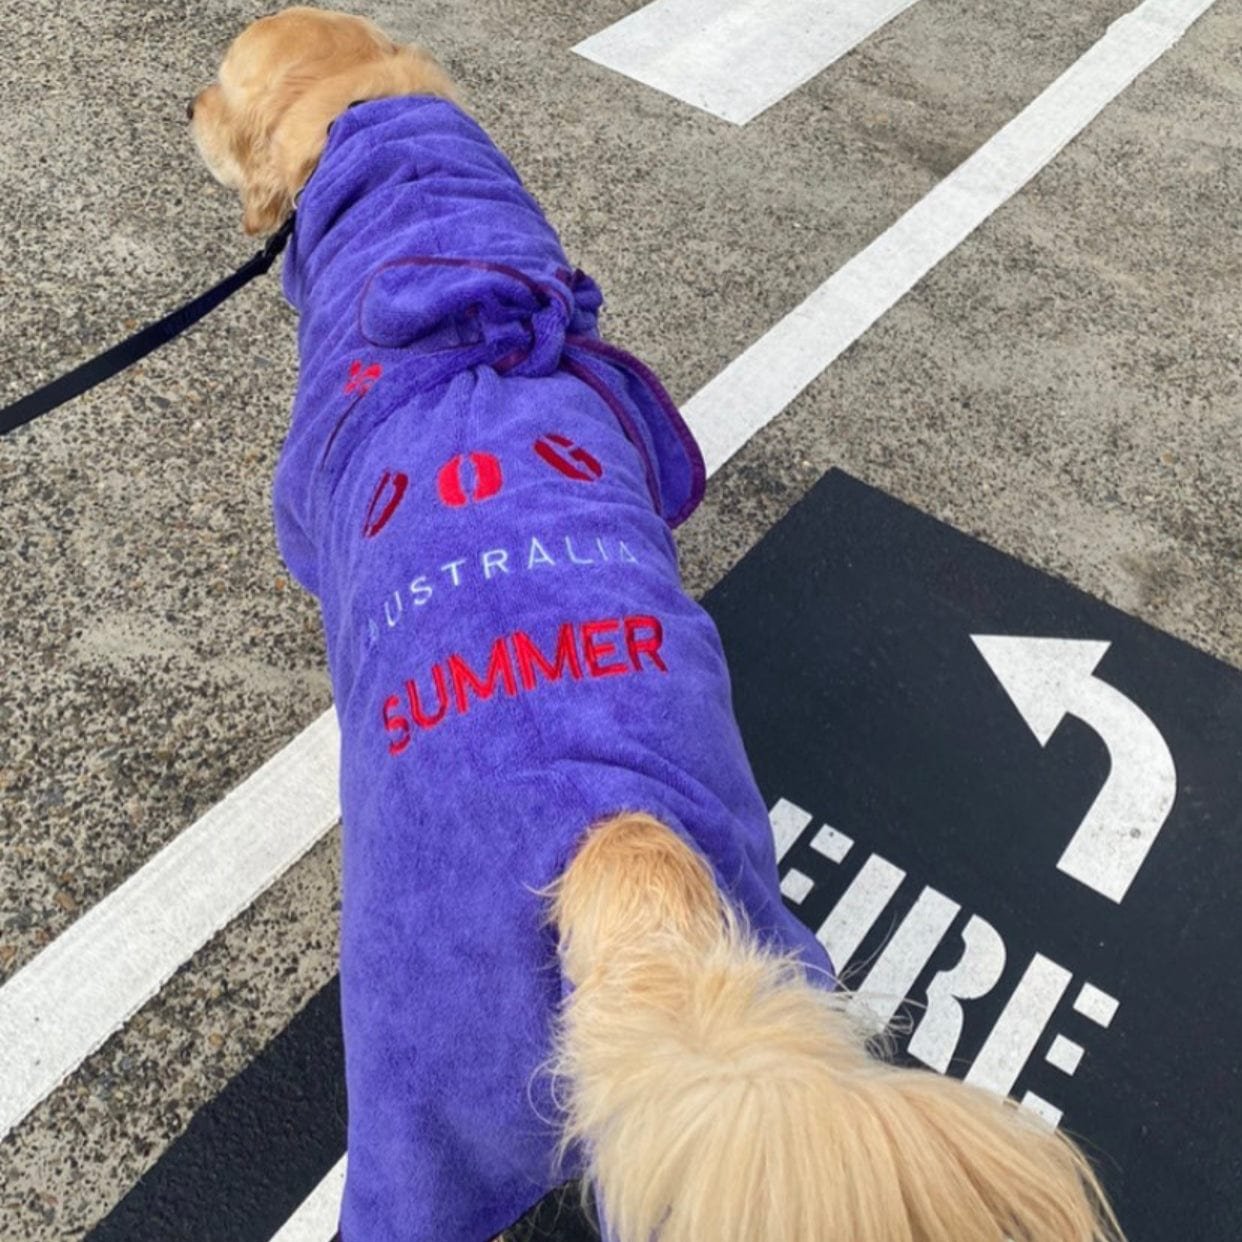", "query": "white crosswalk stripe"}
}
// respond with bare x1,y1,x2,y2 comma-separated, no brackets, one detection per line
574,0,925,124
